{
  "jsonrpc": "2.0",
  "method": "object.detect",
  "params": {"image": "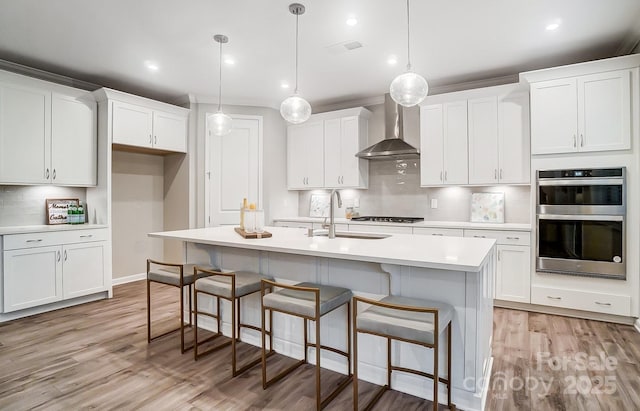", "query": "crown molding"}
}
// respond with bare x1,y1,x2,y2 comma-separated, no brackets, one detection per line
0,58,101,91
